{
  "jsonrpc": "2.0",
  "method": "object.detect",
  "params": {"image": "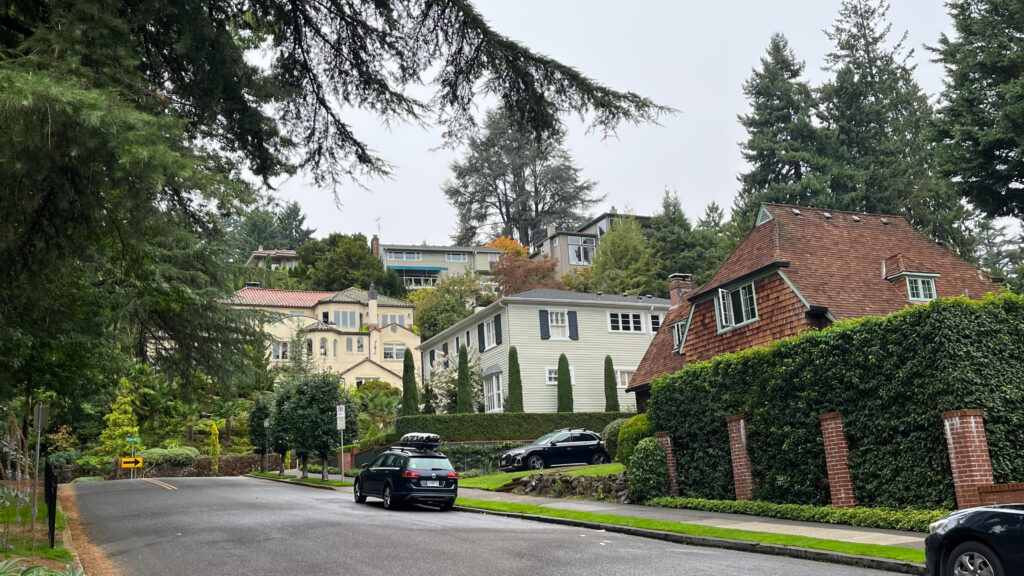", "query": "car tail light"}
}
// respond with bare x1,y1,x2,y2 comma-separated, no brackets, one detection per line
402,470,420,478
447,472,458,479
